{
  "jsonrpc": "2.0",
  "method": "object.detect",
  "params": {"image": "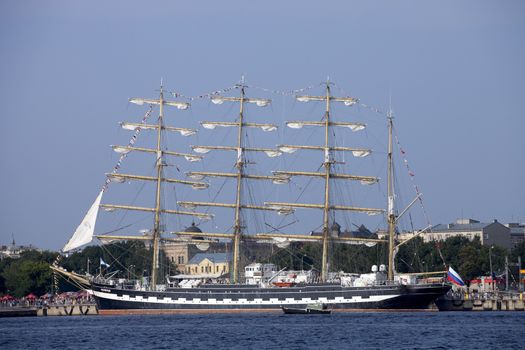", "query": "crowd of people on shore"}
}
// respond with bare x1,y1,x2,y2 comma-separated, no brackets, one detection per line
0,291,95,308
